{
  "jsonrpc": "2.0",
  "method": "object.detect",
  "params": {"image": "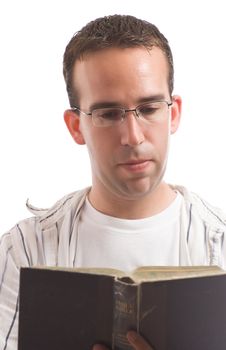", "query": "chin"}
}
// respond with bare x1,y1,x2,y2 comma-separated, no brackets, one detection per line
118,182,160,200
